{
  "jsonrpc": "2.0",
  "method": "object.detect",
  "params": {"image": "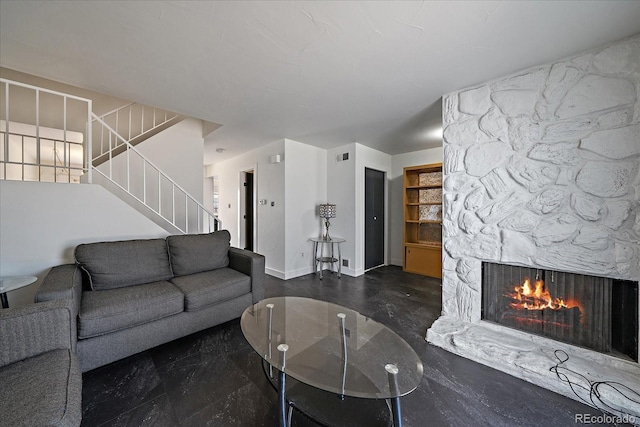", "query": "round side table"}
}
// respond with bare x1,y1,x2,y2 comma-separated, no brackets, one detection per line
309,237,346,279
0,276,37,308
